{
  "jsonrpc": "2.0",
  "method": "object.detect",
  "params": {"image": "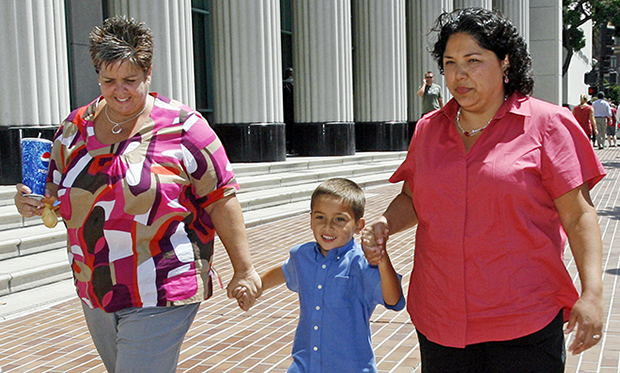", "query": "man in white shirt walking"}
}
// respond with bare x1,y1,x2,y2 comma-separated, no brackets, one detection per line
592,91,612,149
